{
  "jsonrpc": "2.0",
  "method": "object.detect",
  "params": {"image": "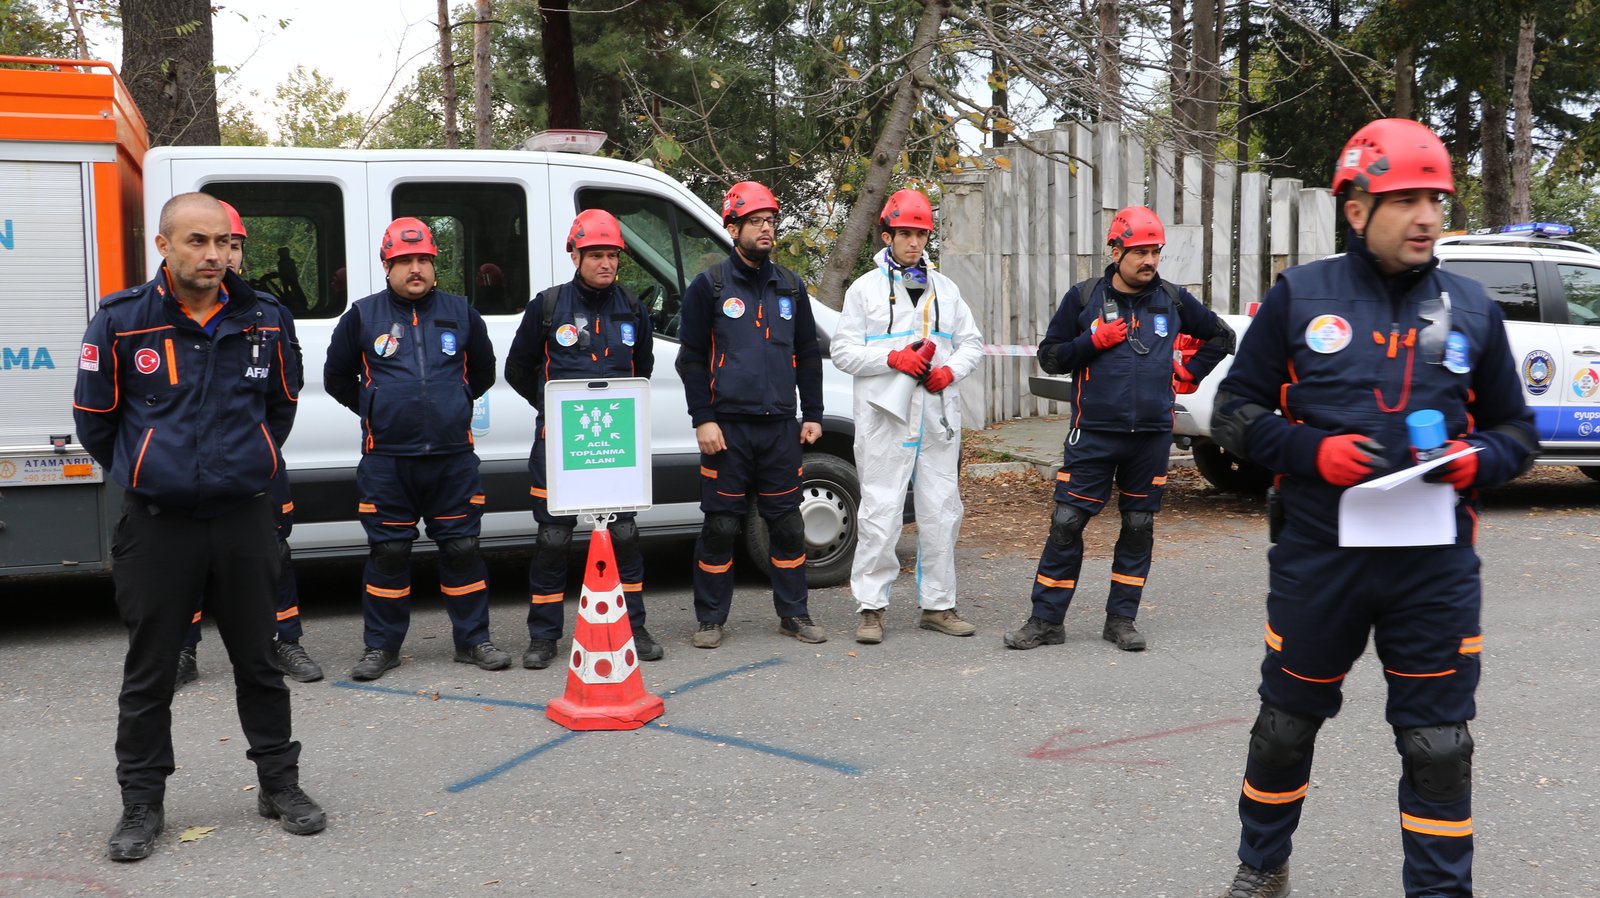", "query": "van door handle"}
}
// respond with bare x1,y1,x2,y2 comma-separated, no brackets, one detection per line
1571,347,1600,357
